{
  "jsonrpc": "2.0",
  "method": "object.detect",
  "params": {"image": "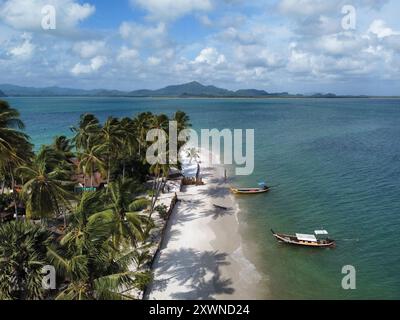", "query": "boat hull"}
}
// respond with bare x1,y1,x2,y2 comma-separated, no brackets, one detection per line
271,231,336,248
231,187,270,195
